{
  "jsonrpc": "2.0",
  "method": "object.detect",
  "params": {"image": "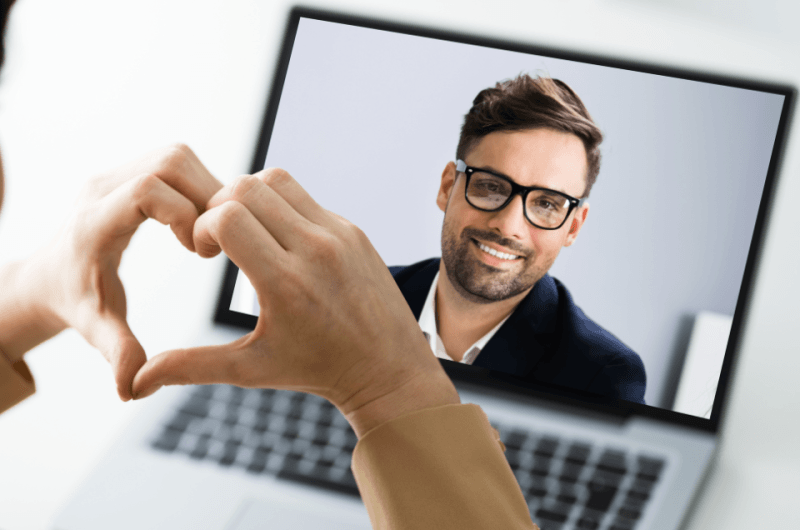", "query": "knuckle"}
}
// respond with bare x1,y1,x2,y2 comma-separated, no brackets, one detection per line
168,142,193,159
82,174,111,201
259,167,292,188
346,220,368,242
86,174,106,191
334,215,370,248
308,228,341,263
132,173,161,200
230,174,262,201
214,200,247,235
158,143,193,172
